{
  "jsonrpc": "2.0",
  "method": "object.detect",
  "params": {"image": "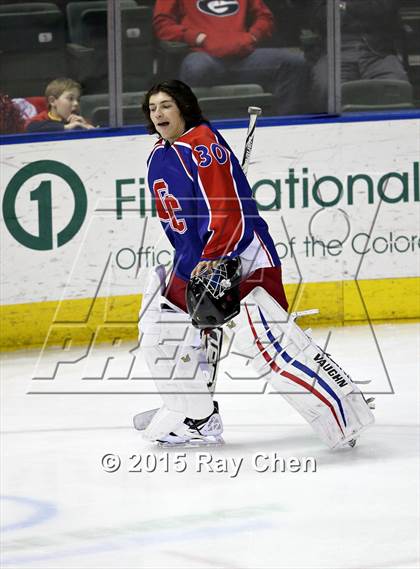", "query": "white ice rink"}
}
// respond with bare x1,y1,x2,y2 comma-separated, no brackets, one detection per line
1,322,419,569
